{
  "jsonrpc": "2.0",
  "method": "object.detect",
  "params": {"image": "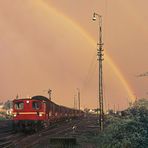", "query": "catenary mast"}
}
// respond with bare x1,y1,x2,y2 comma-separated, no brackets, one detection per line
93,12,104,131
